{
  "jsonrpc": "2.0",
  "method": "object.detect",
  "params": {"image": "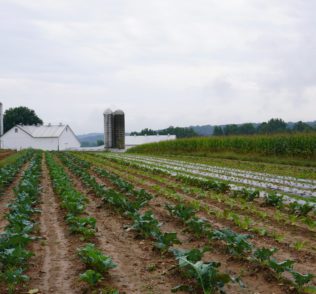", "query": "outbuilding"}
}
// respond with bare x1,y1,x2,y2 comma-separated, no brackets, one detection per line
0,124,81,151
